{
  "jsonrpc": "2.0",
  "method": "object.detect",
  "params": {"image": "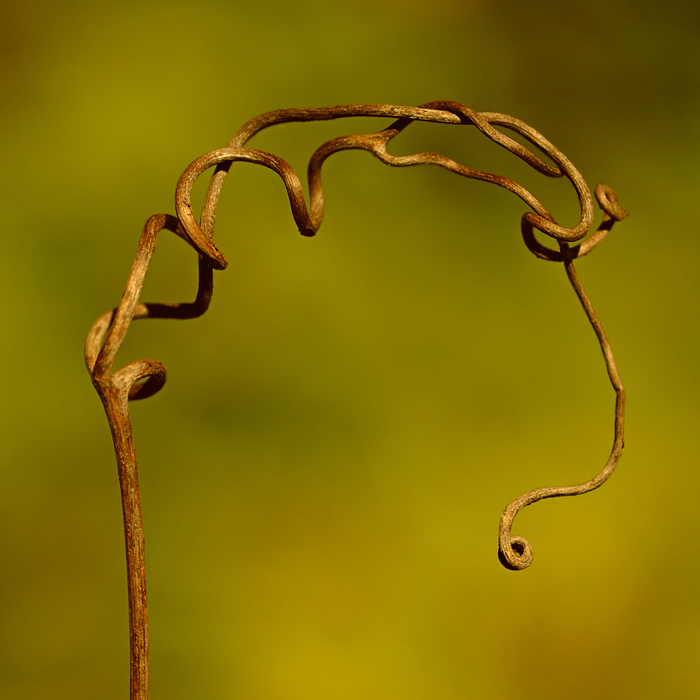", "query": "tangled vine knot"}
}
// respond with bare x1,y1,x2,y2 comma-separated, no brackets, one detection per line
85,101,628,700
